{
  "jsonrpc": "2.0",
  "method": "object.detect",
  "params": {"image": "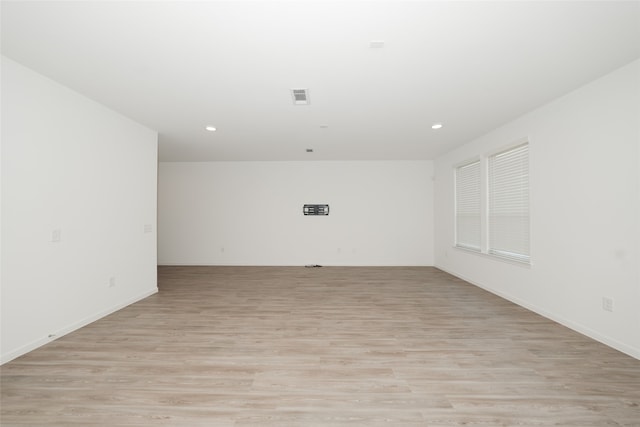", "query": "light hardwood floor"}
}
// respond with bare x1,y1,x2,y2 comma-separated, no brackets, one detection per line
1,266,639,426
